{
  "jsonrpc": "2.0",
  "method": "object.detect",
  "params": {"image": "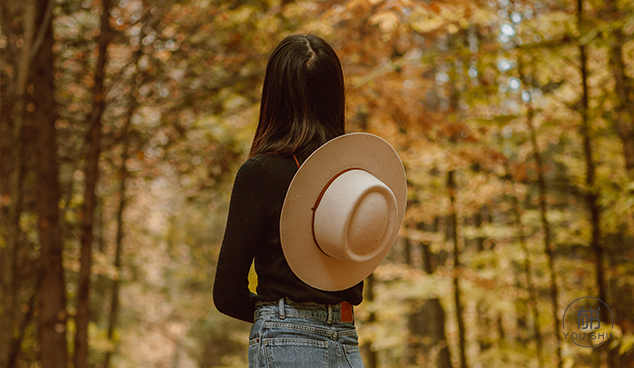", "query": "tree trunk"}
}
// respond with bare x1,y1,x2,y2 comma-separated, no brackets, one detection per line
418,219,452,368
8,285,37,368
103,102,134,368
74,0,111,367
404,235,412,267
362,273,378,368
448,170,468,368
474,208,486,252
32,0,68,364
2,1,36,366
603,3,634,363
473,206,494,352
527,104,562,367
604,0,634,182
101,34,153,364
577,1,612,366
512,195,543,368
420,217,442,276
521,61,563,367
